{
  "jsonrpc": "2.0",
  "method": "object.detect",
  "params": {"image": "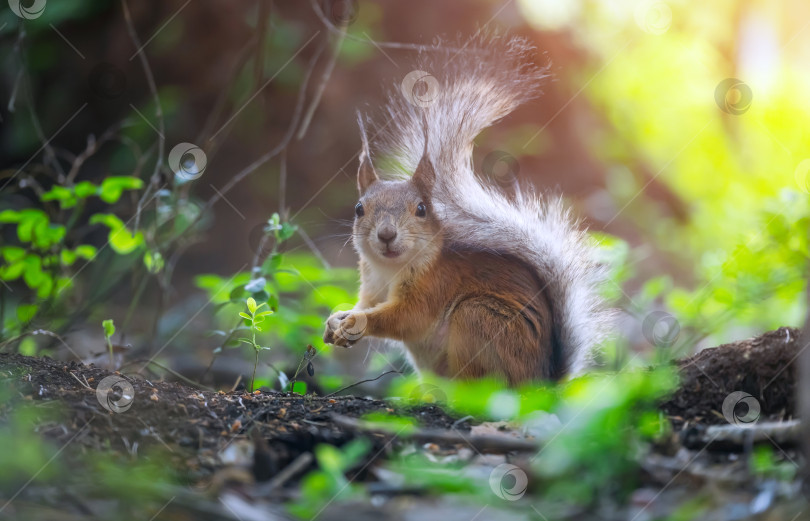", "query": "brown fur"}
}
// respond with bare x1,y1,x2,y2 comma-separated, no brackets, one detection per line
324,151,556,385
